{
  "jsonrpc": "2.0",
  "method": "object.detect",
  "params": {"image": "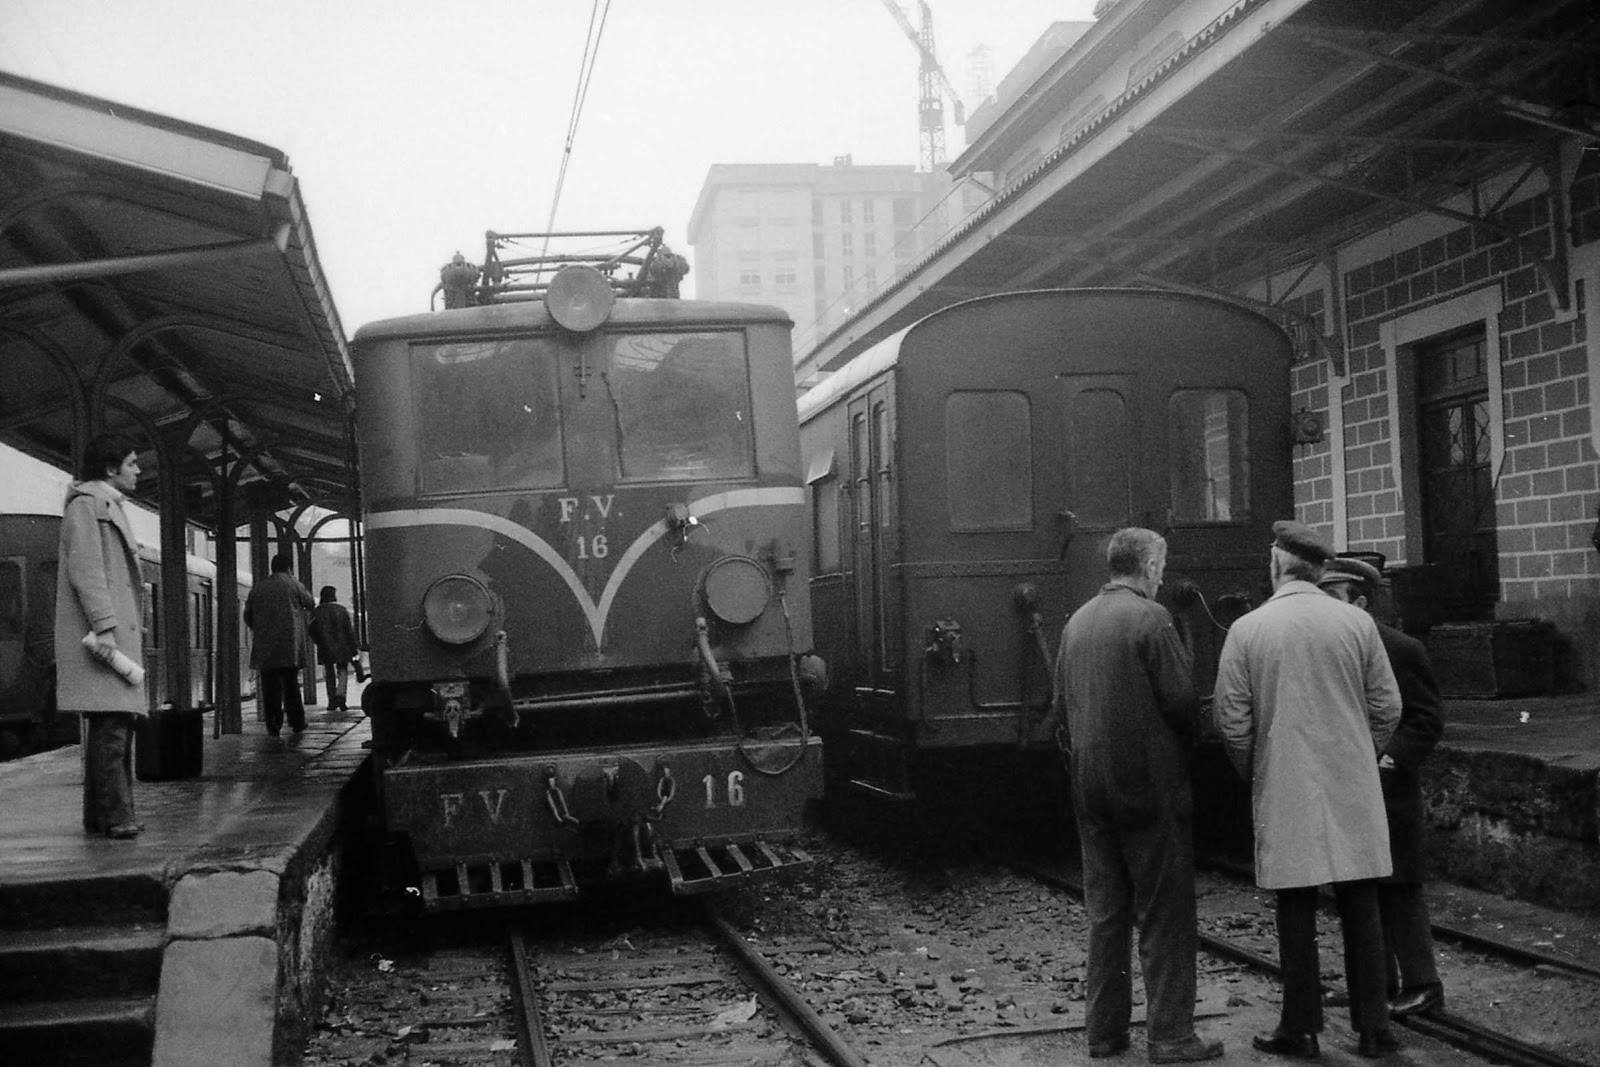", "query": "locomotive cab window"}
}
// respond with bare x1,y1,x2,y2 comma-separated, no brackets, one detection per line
1169,389,1250,523
610,331,754,481
947,390,1032,531
413,338,564,496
